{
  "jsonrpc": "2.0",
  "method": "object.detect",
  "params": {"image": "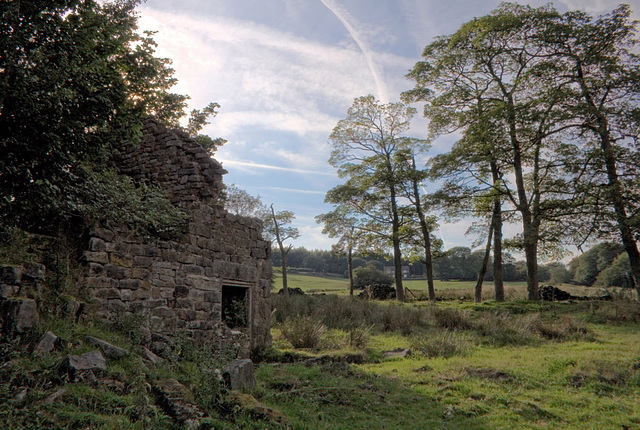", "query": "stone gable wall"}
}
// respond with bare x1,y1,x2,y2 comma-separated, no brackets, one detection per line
114,119,228,204
83,118,272,356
